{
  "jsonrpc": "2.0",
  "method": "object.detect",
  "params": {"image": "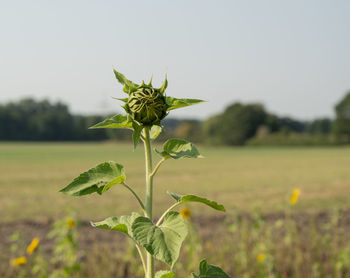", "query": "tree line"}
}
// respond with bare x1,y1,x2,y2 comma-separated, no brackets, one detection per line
203,91,350,145
0,92,349,145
